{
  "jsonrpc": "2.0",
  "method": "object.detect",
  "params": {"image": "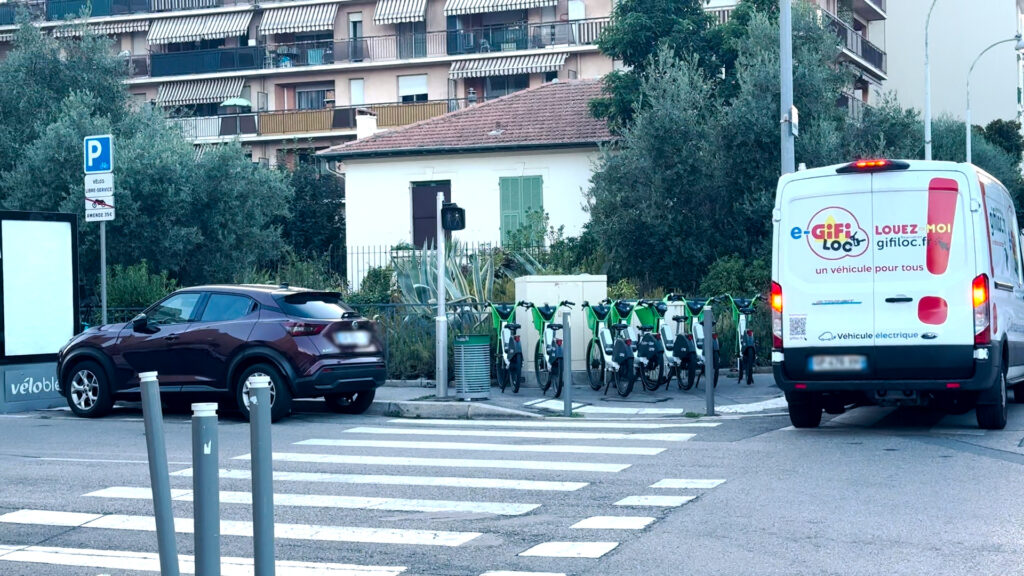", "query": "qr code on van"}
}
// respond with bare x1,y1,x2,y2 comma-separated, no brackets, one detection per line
789,314,807,341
